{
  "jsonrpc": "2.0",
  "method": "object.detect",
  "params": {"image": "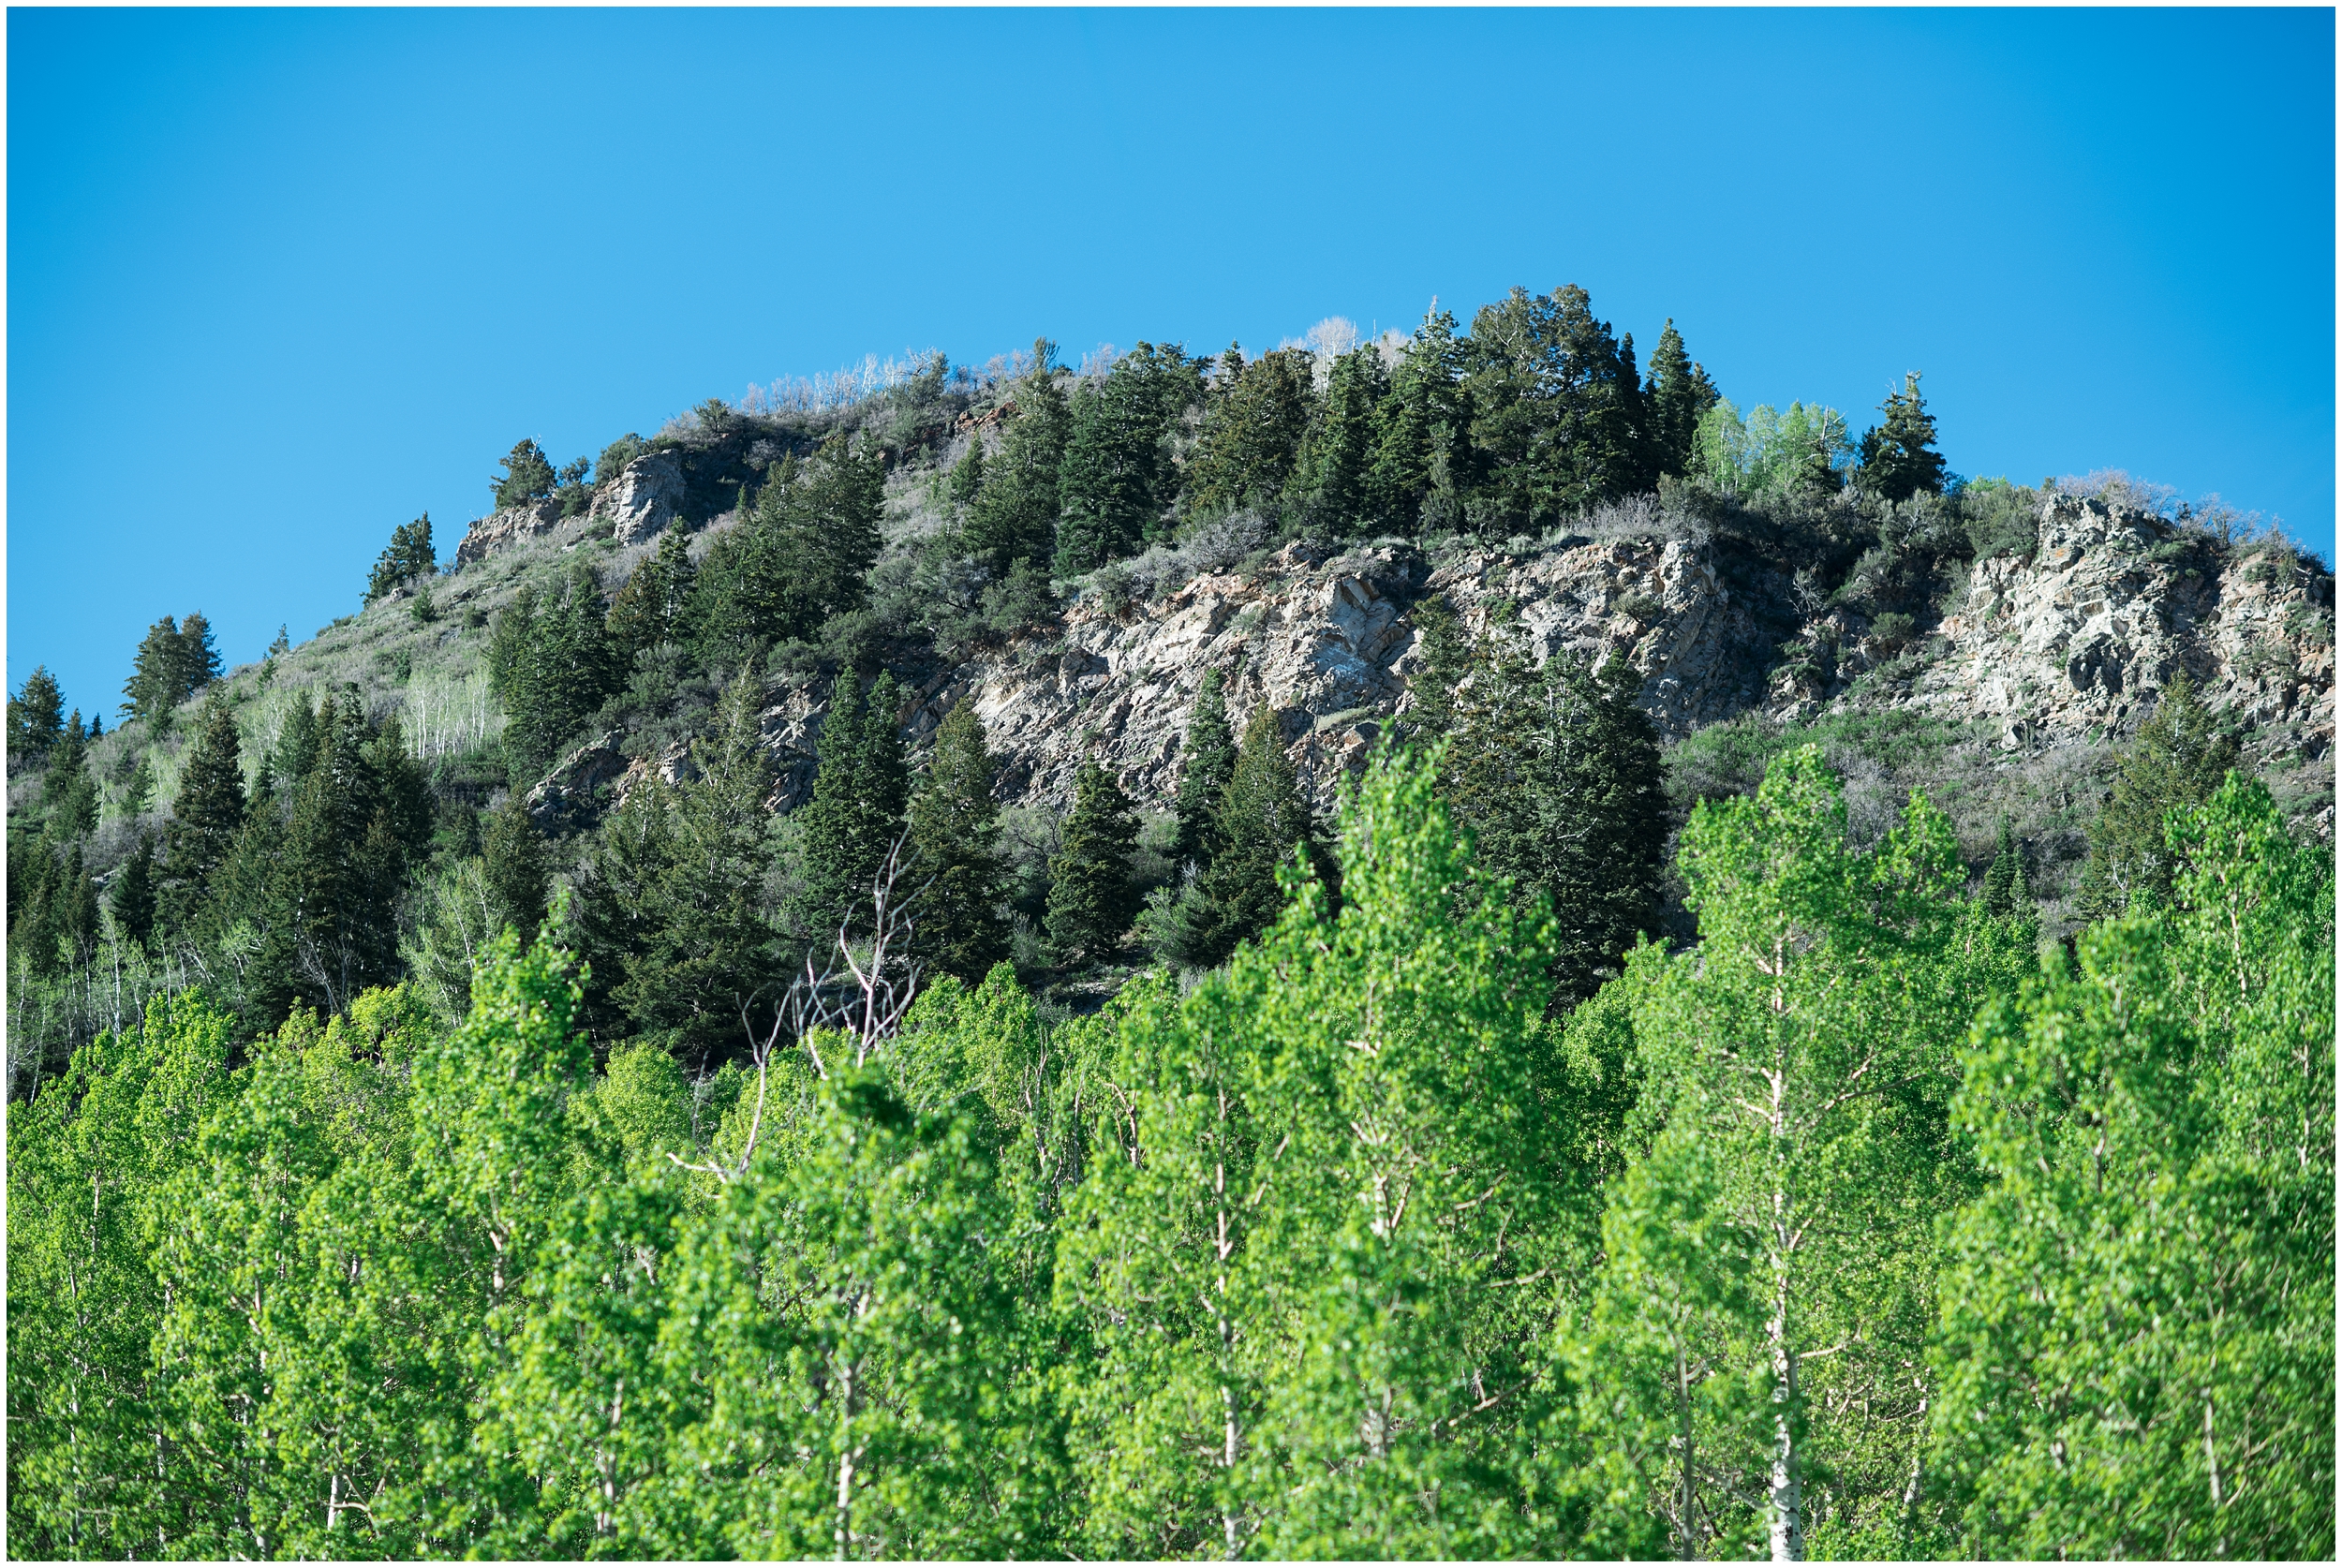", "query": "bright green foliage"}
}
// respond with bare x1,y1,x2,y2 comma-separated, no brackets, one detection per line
1641,318,1720,481
1575,746,2027,1559
1857,372,1949,503
492,437,558,510
2080,670,2242,916
8,662,66,762
796,671,910,940
1058,745,1650,1557
1441,637,1668,1006
491,565,625,780
908,701,1011,984
1045,759,1141,962
1932,777,2334,1560
1463,284,1645,530
1692,399,1853,498
7,990,242,1557
365,514,437,603
694,434,886,654
1057,342,1202,572
967,340,1069,573
604,521,699,658
1184,346,1316,518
